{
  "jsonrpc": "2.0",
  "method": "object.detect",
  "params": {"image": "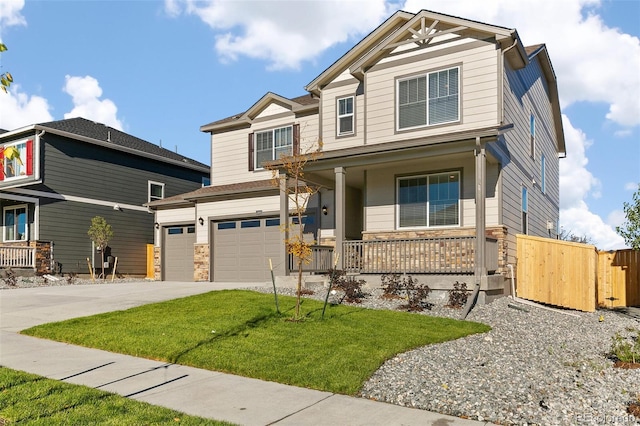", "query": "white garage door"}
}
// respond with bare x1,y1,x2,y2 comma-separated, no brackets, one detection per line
213,217,284,282
163,225,196,281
